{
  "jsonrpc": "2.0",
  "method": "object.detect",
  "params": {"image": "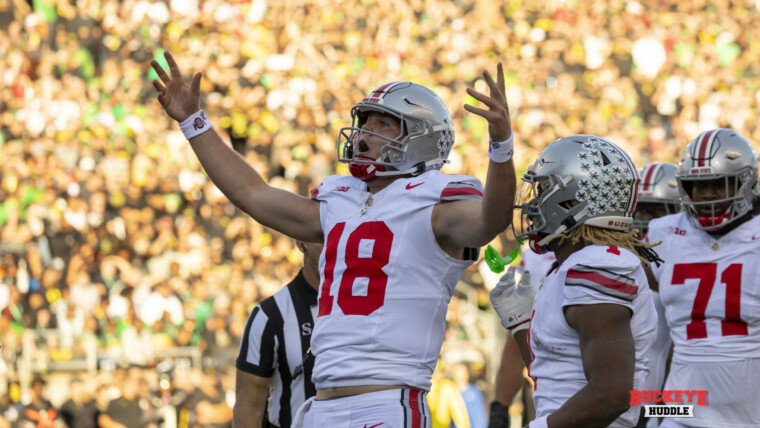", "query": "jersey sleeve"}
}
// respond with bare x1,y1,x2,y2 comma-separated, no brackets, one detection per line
439,176,484,201
562,249,641,311
236,305,277,377
310,175,343,202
